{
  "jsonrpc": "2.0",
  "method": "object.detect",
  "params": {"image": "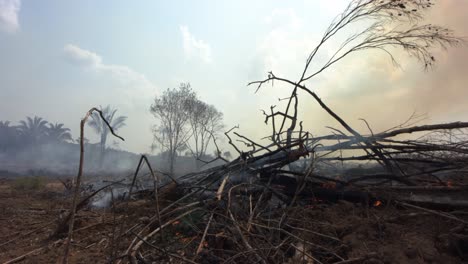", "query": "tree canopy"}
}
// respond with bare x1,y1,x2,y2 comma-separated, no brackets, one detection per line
150,83,224,174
